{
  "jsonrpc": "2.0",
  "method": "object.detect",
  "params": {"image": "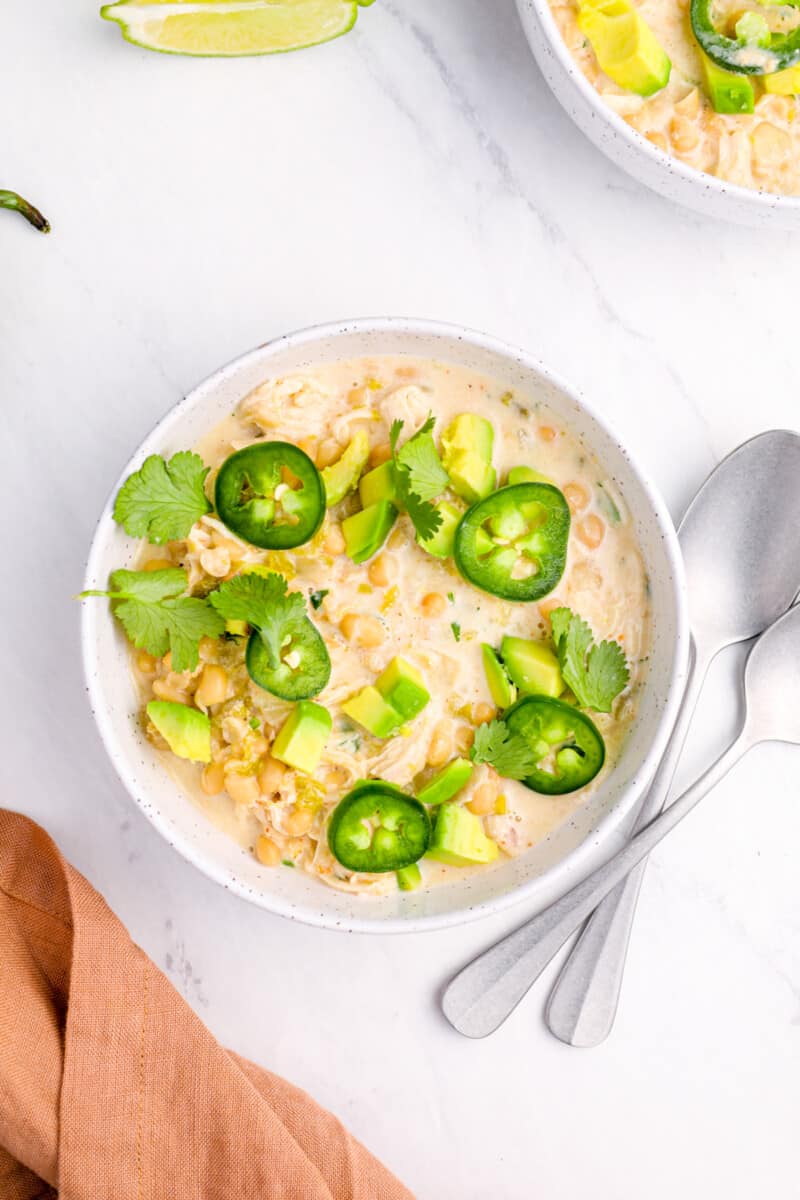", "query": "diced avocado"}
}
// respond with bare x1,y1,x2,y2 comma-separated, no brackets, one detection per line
508,465,553,486
501,636,564,698
578,2,671,96
225,619,248,637
397,863,423,891
417,500,464,558
426,804,499,866
417,758,474,806
481,644,517,709
763,64,800,95
445,449,497,504
702,54,755,112
321,430,370,507
342,501,398,564
441,413,494,462
376,657,430,720
359,460,398,508
147,700,211,763
271,700,332,773
342,686,402,738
